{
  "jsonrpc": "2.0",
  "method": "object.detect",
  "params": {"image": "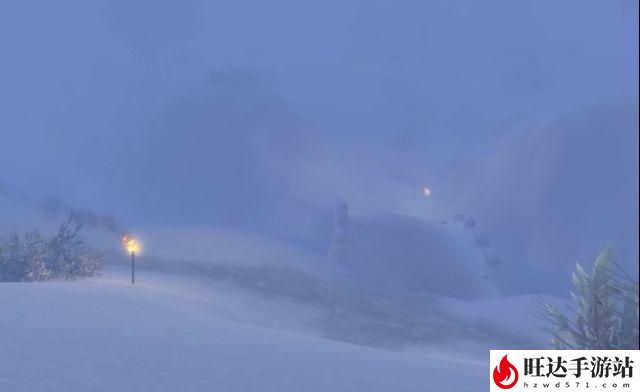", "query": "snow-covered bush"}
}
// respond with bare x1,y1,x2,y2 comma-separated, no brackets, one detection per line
0,214,102,282
536,245,639,349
